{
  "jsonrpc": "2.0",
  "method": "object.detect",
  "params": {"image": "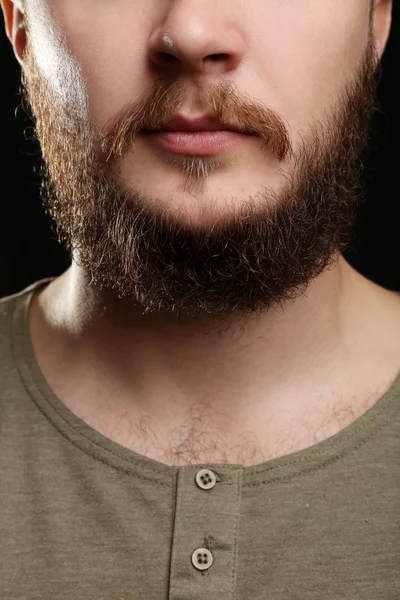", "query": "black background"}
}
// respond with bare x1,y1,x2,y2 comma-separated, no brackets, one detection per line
1,7,399,298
